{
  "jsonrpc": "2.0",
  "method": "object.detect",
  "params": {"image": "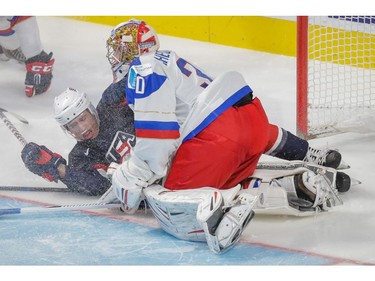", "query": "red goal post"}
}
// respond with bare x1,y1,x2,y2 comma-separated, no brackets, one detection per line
296,16,375,139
